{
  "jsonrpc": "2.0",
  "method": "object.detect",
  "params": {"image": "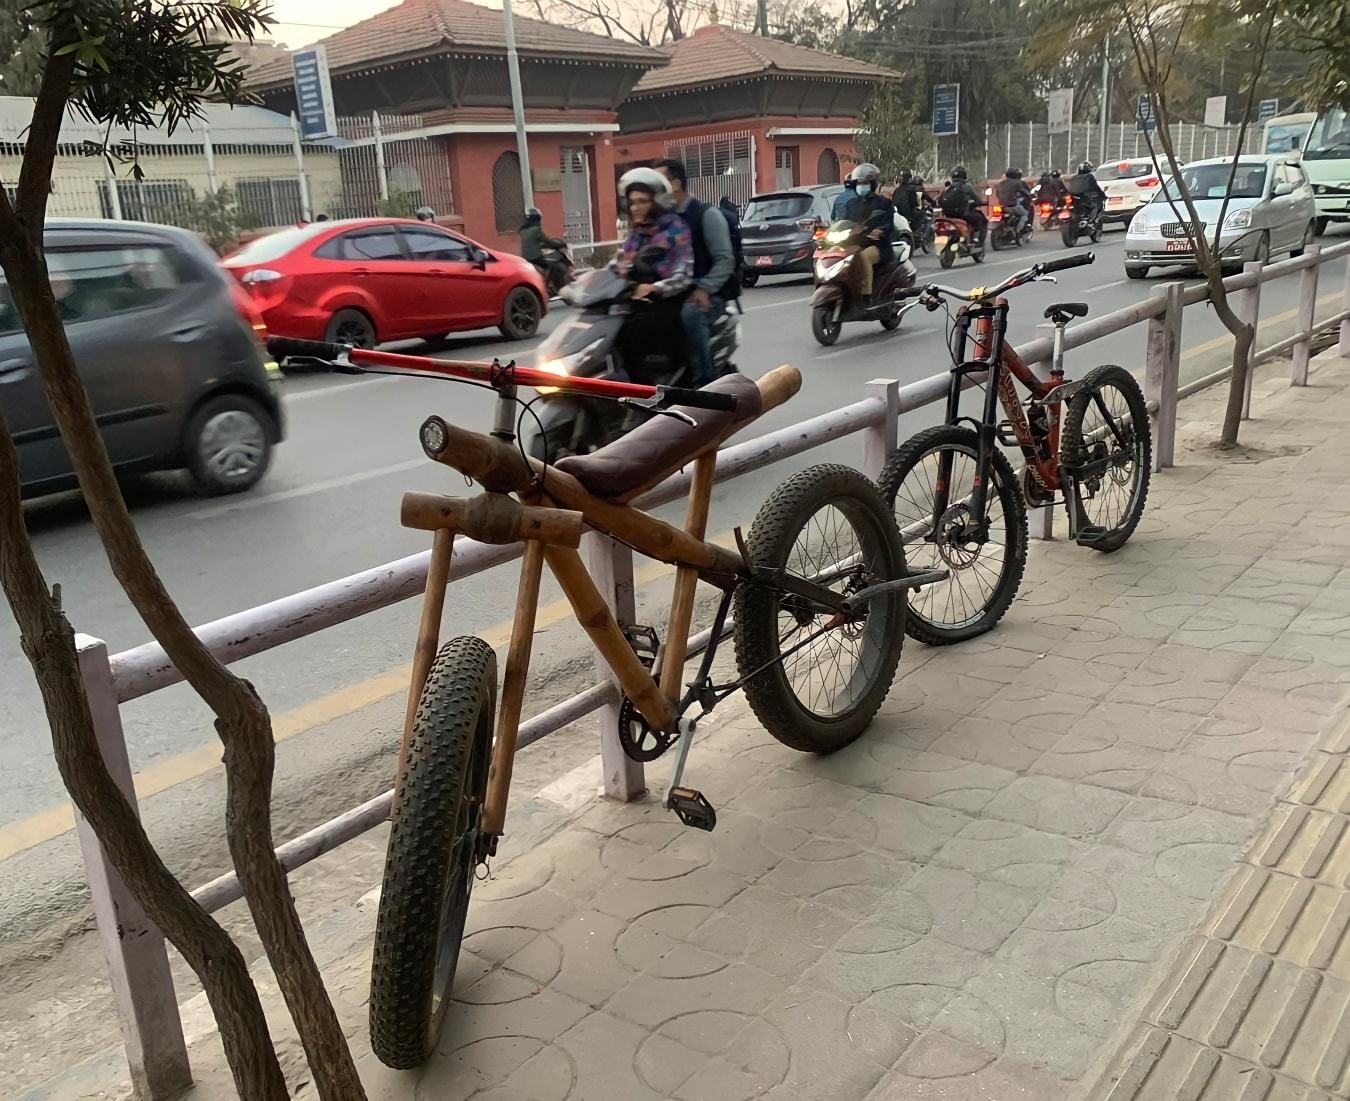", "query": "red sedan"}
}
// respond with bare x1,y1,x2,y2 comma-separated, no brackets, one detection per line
223,218,547,347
